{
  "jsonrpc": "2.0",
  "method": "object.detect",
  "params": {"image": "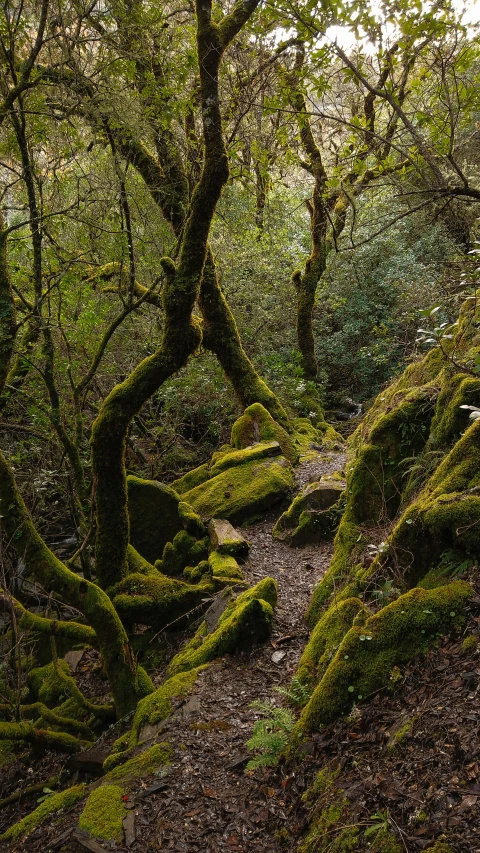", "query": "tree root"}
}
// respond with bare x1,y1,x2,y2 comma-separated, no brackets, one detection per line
0,721,90,752
0,703,94,741
0,775,58,810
